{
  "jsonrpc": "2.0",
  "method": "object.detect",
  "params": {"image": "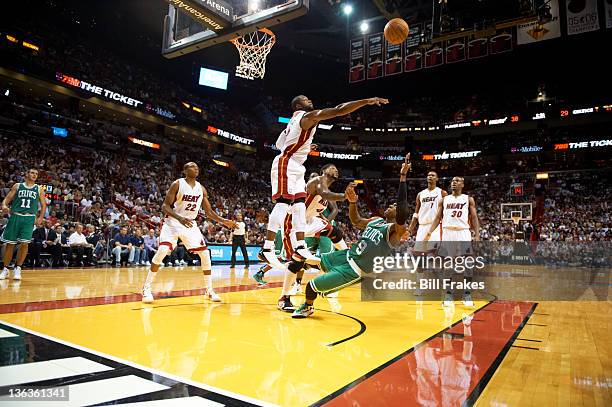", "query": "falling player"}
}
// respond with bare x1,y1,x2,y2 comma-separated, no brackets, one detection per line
1,168,46,280
260,95,389,270
291,154,411,318
424,176,479,306
141,162,236,303
278,164,349,311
